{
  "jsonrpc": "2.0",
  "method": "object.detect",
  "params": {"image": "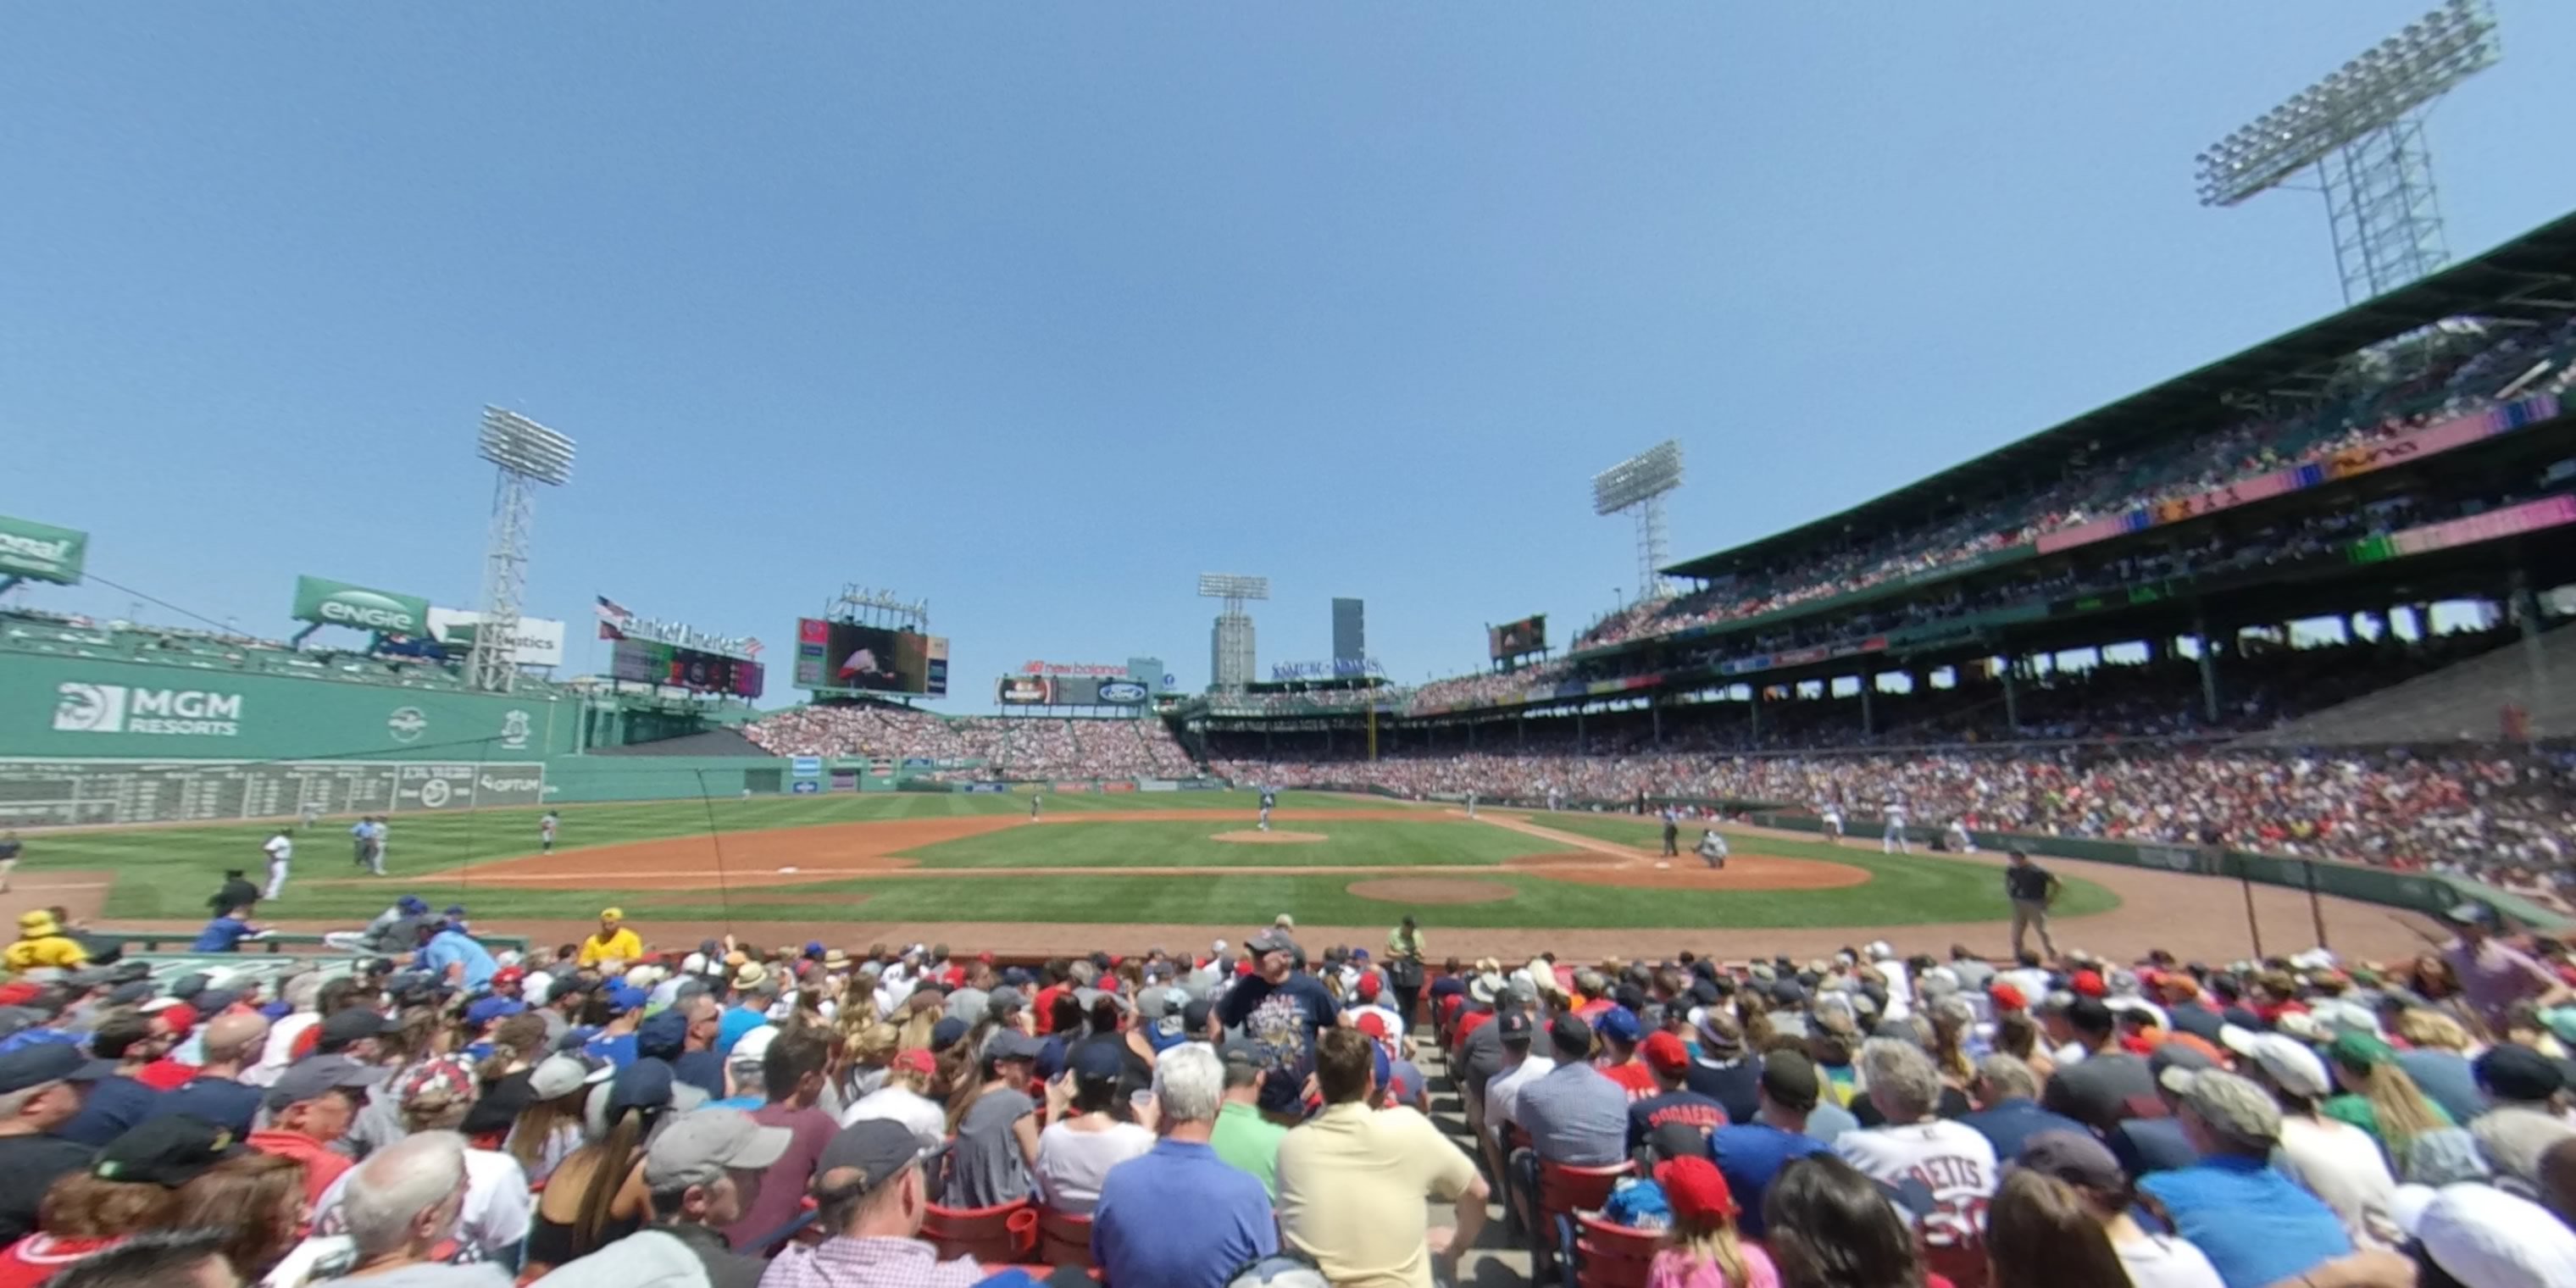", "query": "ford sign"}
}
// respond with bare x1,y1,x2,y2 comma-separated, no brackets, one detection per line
1096,680,1148,705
